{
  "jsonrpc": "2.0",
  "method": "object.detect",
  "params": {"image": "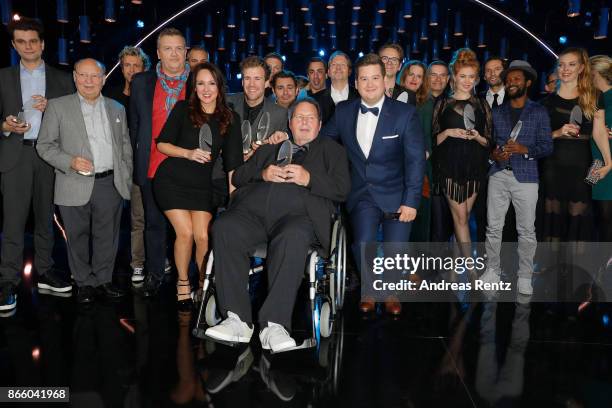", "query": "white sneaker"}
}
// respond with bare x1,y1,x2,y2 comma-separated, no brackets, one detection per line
480,268,501,285
518,277,533,295
259,322,297,353
131,267,145,283
205,311,253,343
